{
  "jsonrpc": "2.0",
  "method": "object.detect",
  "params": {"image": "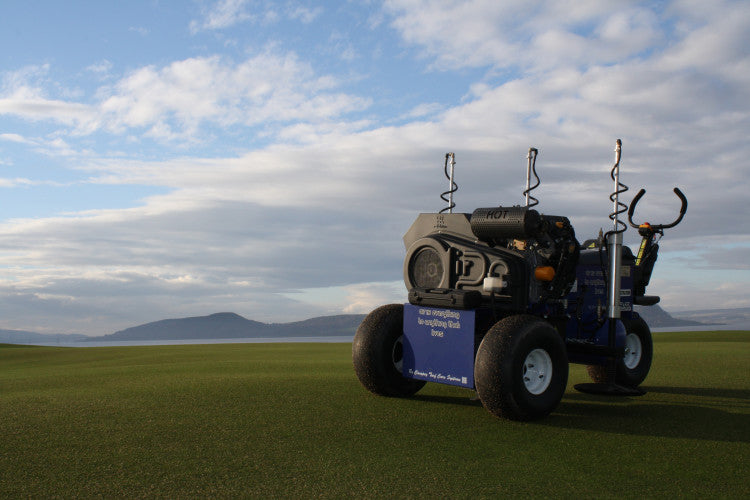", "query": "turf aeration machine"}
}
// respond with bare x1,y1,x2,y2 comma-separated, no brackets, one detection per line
353,141,687,420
